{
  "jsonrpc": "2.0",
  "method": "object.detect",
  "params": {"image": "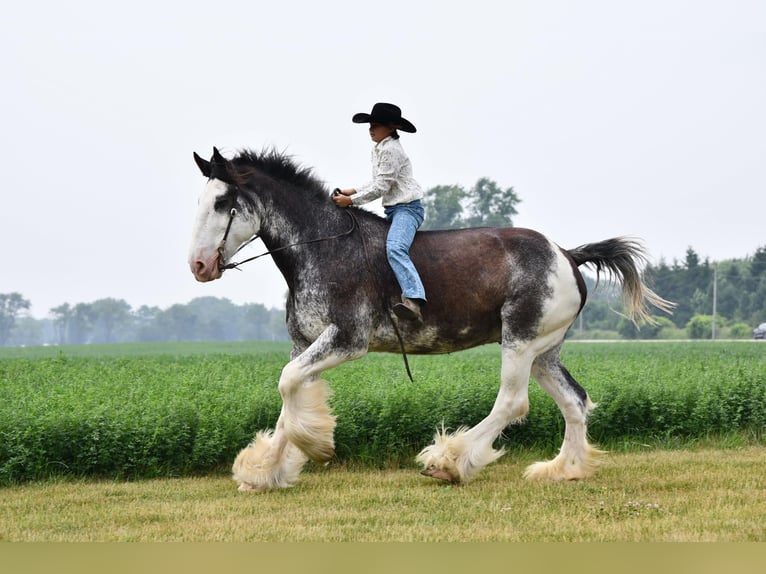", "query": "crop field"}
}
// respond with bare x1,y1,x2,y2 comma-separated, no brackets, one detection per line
1,340,764,485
